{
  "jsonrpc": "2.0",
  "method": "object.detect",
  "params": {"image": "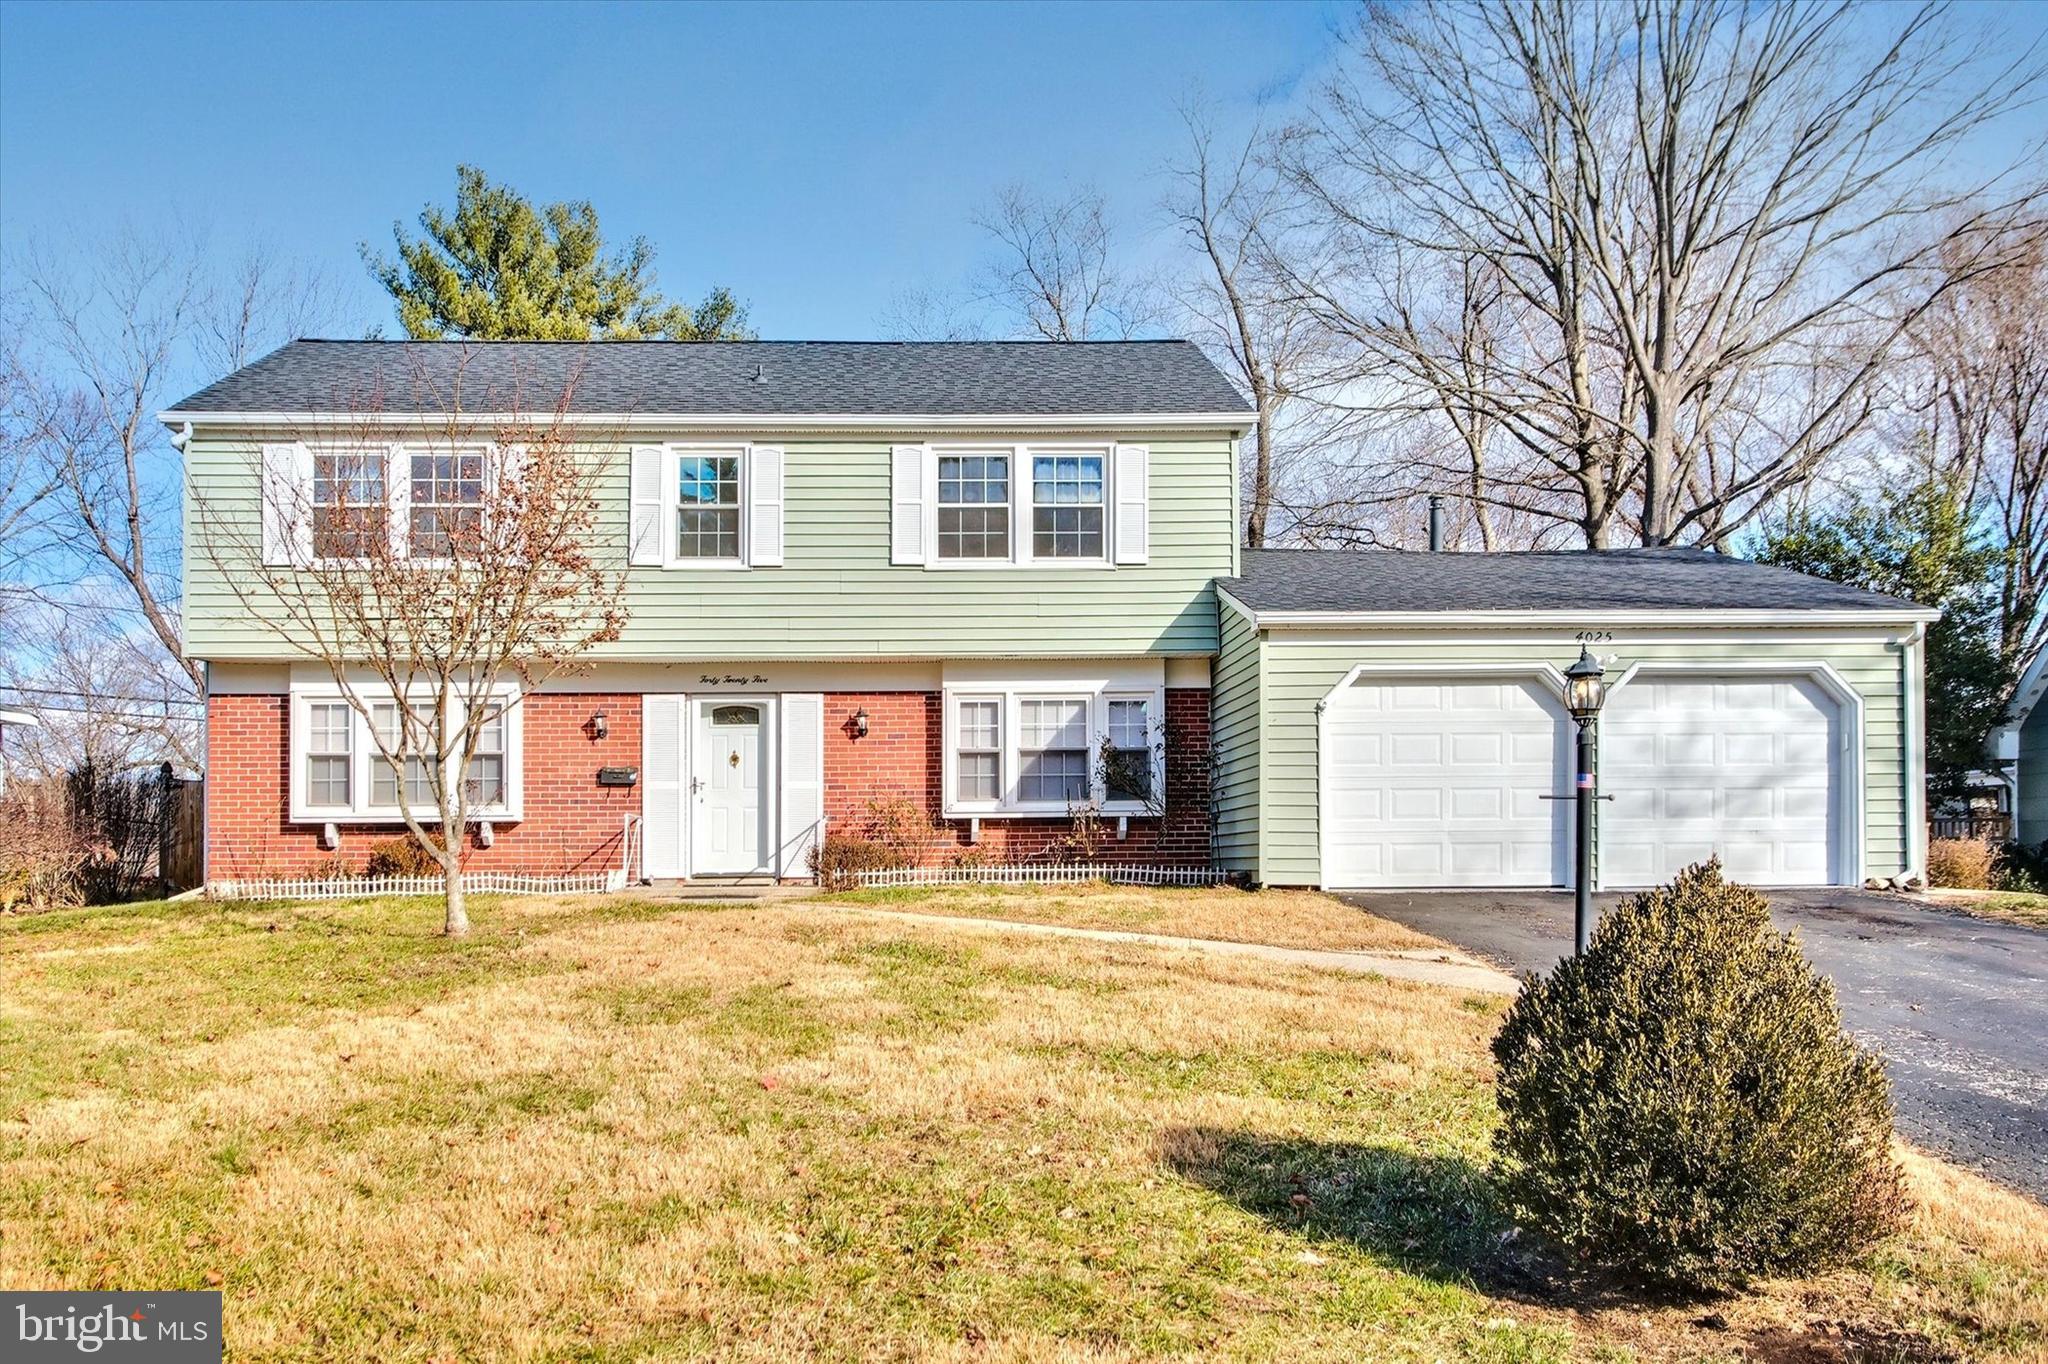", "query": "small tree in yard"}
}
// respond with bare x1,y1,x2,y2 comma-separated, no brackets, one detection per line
201,355,626,934
1491,862,1902,1294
